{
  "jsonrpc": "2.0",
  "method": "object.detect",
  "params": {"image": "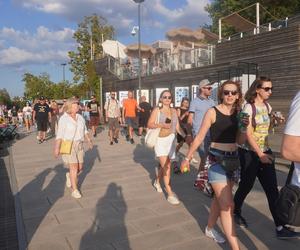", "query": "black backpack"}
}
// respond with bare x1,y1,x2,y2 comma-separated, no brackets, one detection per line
275,163,300,226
